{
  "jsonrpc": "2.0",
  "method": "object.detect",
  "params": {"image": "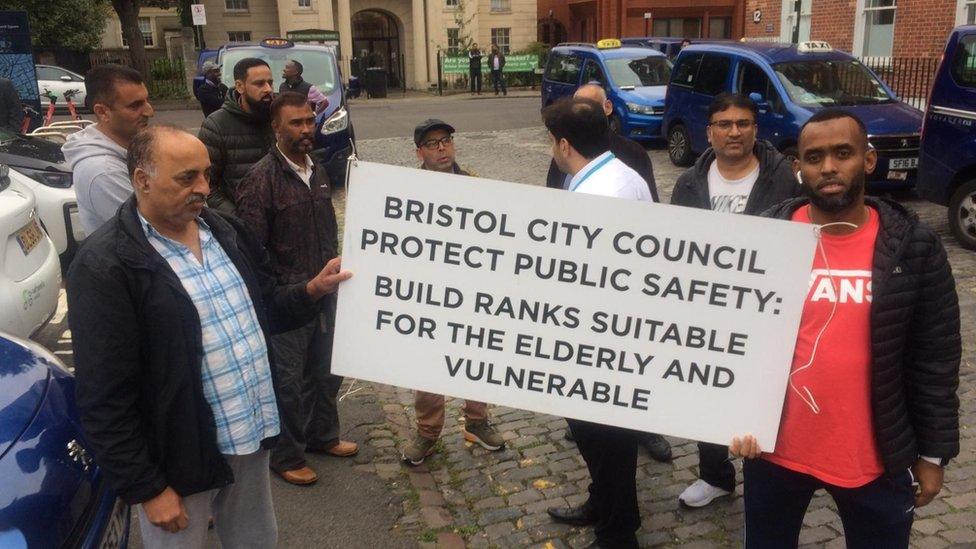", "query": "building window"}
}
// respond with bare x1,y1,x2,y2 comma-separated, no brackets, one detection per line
957,0,976,24
447,28,461,55
860,0,896,57
446,0,458,6
225,0,249,11
298,0,311,7
121,17,154,47
491,28,510,54
708,17,731,39
228,31,252,42
490,0,510,11
652,17,702,38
